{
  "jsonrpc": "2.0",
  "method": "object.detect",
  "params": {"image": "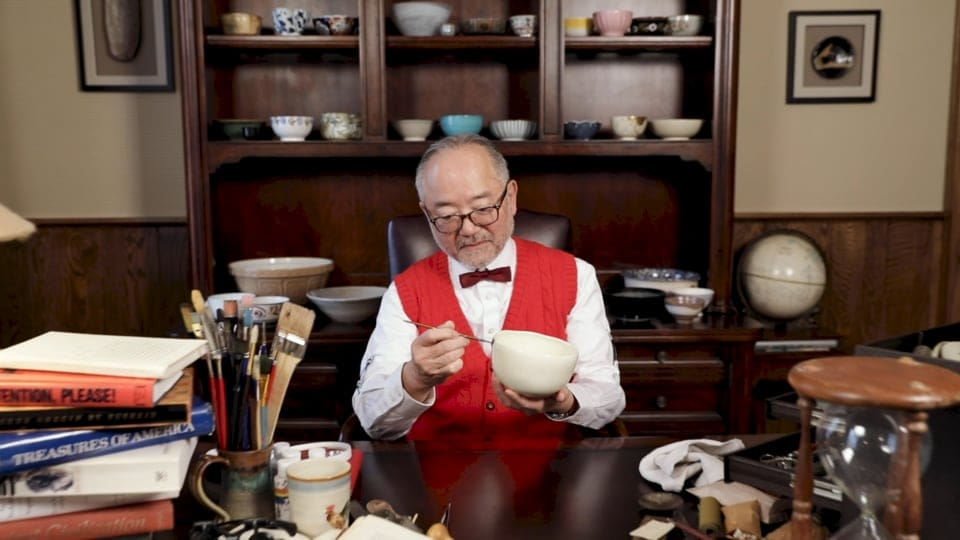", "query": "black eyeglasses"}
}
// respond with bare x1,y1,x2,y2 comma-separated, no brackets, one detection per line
426,184,509,234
